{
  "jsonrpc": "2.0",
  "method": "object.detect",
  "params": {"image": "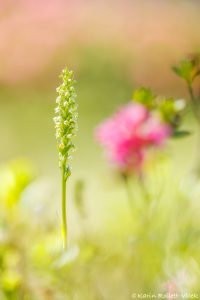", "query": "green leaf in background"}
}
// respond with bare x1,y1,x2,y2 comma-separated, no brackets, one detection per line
172,60,194,84
159,97,178,125
0,159,35,209
132,87,155,109
159,97,186,129
172,54,200,84
1,270,21,292
172,130,191,138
